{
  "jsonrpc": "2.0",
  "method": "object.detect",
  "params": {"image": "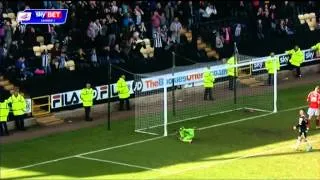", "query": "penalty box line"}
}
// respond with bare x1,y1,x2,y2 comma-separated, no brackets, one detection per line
2,105,307,174
75,156,165,173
